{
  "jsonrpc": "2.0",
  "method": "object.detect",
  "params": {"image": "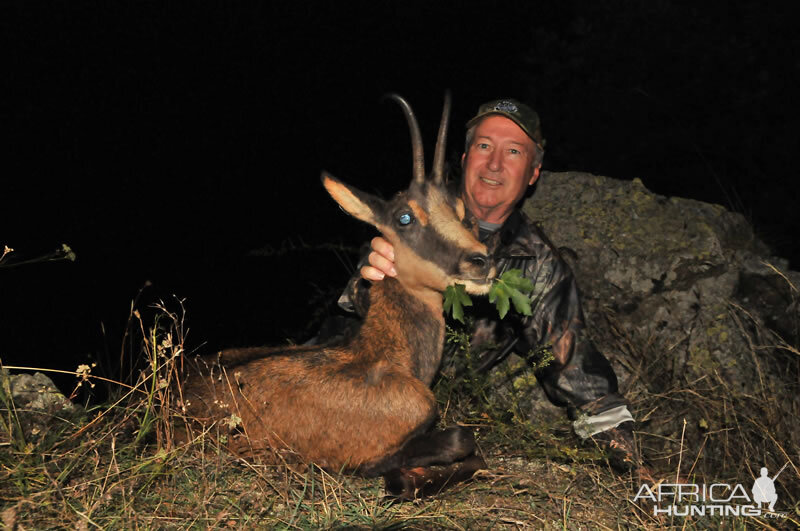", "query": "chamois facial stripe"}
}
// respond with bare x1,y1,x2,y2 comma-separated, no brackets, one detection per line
407,200,428,226
427,190,487,255
390,238,451,299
